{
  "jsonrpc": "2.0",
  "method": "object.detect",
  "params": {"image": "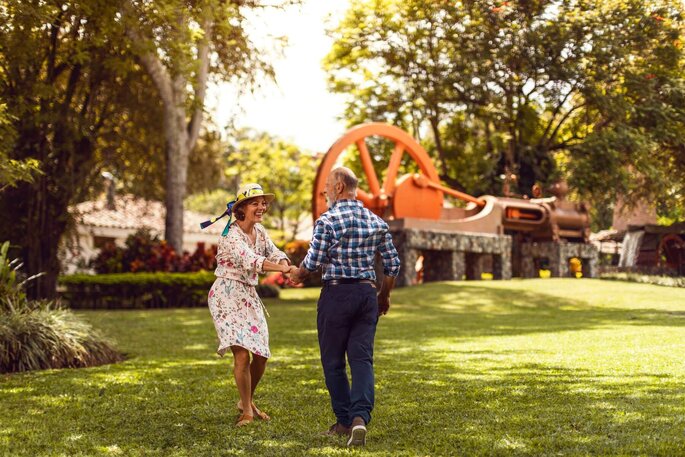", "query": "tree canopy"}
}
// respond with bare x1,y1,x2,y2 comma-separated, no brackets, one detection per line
121,0,289,251
325,0,685,225
0,0,289,297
